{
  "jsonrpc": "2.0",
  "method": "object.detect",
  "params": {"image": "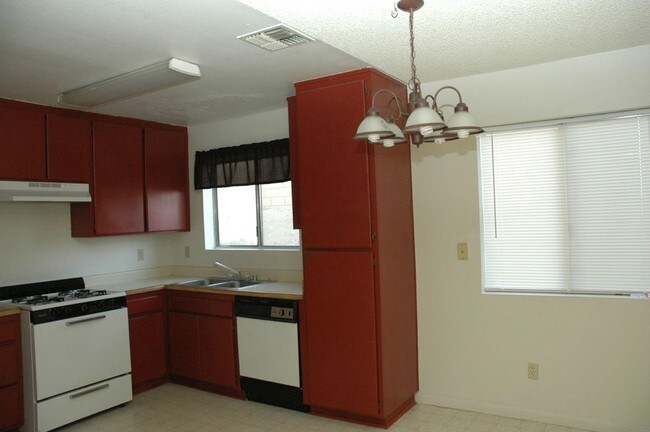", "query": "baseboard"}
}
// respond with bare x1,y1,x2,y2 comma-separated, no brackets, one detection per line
415,392,647,432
